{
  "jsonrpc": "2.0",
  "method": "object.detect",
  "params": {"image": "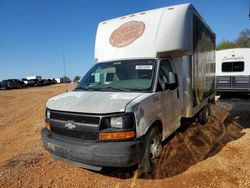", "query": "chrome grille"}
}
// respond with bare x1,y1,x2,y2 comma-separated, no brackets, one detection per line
50,111,100,124
49,111,100,141
51,125,98,141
